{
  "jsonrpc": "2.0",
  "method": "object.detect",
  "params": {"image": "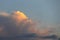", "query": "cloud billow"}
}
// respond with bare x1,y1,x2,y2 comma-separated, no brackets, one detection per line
0,11,34,37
